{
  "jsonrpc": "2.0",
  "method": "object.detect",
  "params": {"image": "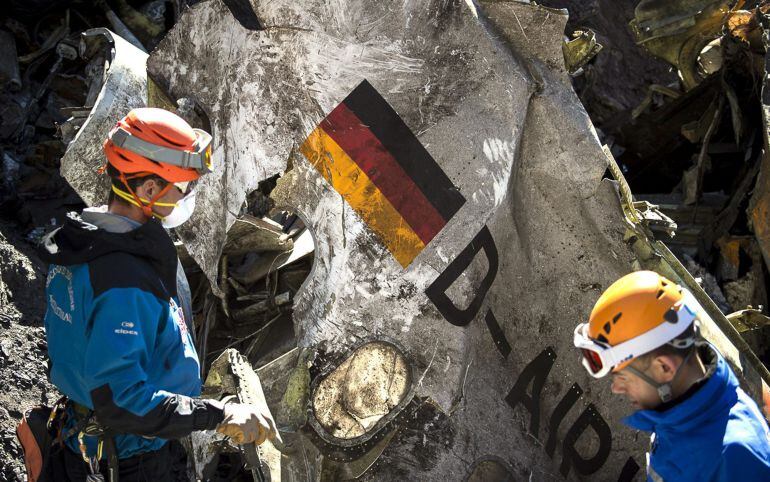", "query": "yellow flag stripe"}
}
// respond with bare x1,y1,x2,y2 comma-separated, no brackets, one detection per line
300,127,426,267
